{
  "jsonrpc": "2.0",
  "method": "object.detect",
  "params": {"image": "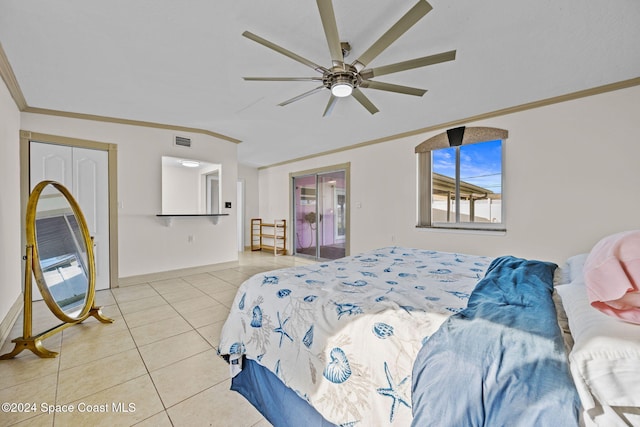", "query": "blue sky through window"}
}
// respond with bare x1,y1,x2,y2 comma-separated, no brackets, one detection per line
432,140,502,193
